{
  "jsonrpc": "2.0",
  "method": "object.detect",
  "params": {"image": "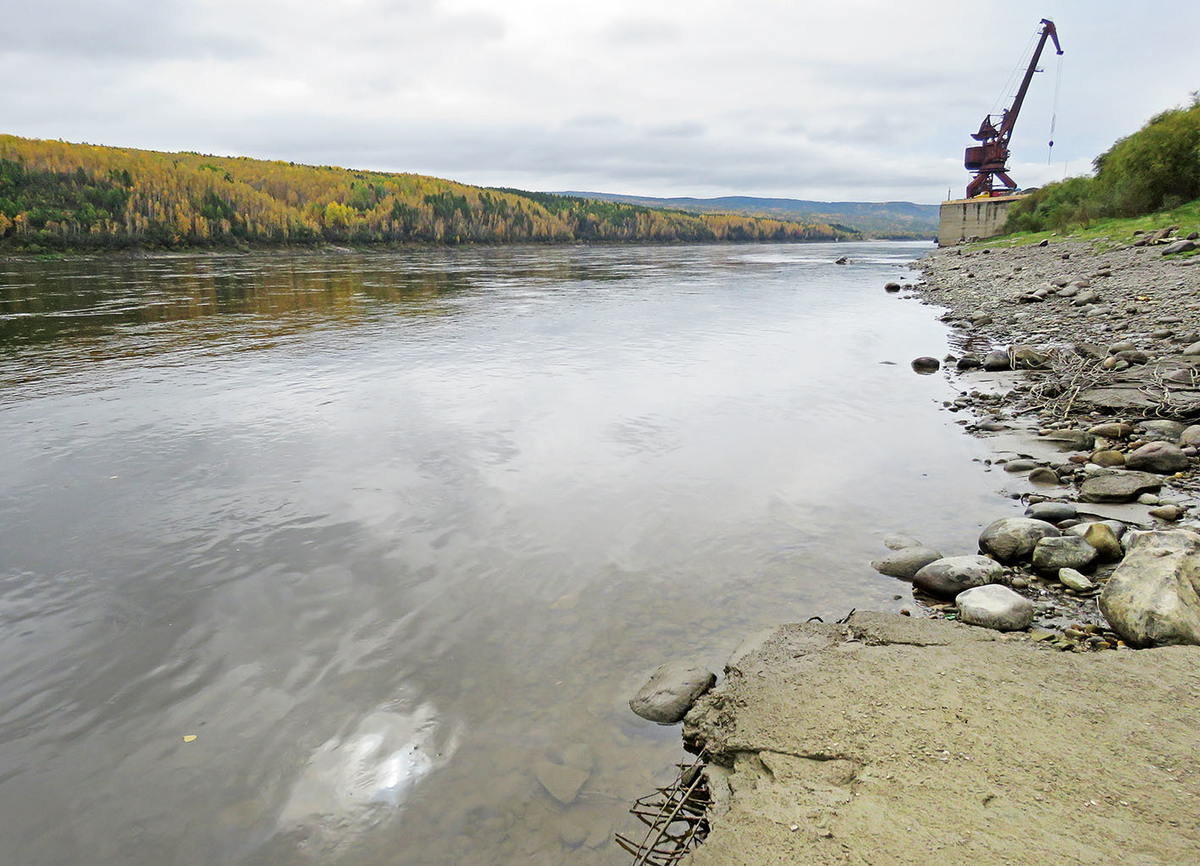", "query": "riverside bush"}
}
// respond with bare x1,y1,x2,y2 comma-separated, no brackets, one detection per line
1004,95,1200,233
